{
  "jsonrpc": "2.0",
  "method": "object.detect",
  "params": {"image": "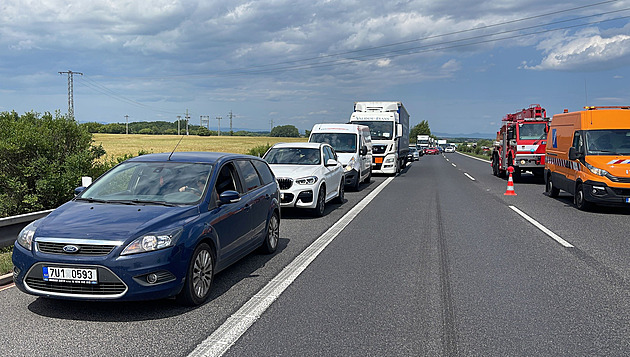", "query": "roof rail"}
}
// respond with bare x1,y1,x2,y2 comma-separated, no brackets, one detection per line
584,106,630,110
